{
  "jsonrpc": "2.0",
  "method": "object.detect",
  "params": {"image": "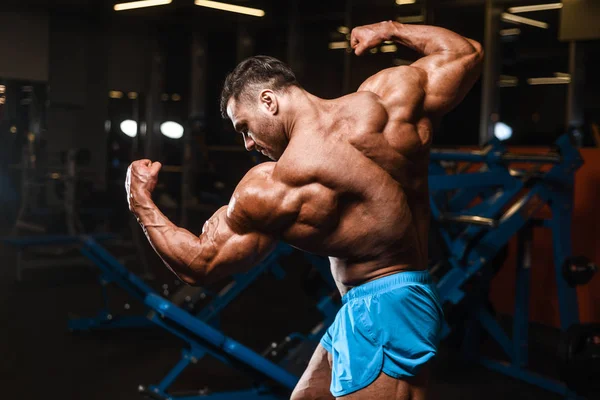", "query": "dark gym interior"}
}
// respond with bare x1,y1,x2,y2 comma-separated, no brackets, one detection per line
0,1,599,399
